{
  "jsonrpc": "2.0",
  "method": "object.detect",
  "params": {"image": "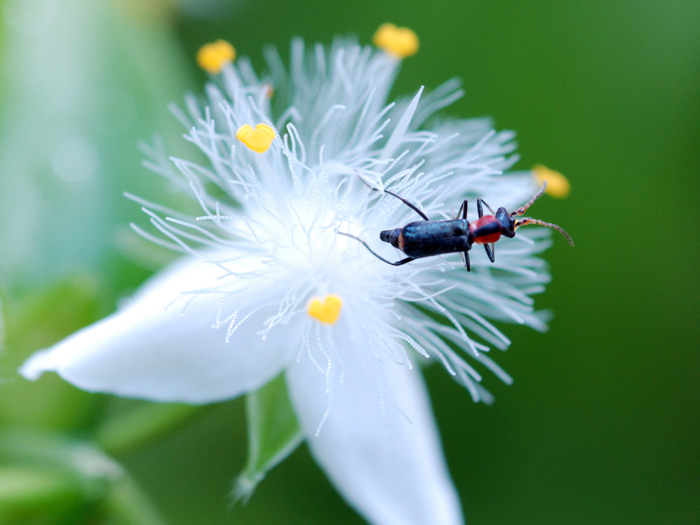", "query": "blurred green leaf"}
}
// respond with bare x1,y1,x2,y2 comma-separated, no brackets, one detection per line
0,277,102,431
0,427,165,525
0,0,194,294
233,373,302,502
0,429,110,522
0,467,85,517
